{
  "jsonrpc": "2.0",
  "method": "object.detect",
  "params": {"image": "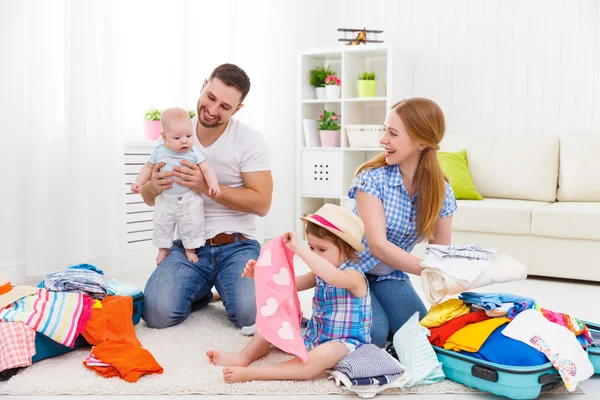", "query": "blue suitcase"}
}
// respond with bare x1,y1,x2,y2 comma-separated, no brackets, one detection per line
32,292,144,363
432,320,600,400
585,321,600,374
